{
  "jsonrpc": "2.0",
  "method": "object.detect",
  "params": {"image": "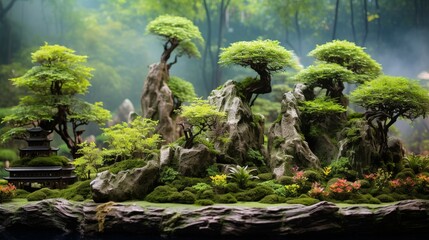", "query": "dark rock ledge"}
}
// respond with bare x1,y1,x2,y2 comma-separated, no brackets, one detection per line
1,199,429,239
